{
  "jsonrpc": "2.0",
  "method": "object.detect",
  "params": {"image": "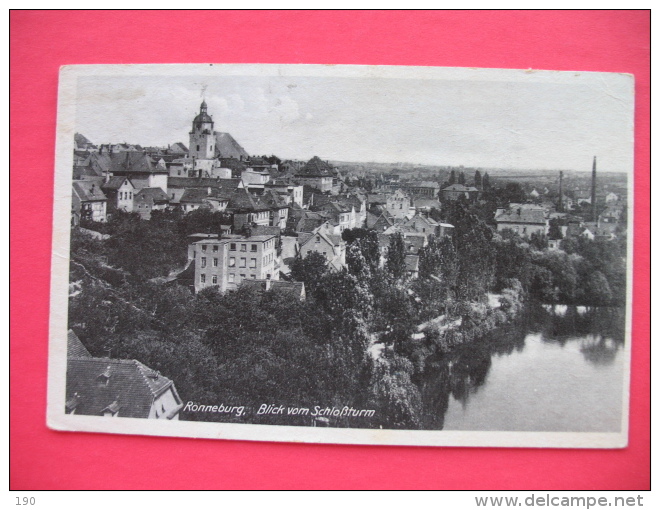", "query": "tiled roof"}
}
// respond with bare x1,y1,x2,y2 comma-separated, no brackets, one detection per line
297,156,334,177
251,225,281,237
227,189,279,212
73,181,107,202
67,330,91,358
495,207,546,225
66,357,176,418
170,142,188,153
74,132,94,148
297,217,325,233
214,132,249,159
109,152,167,175
180,188,213,204
136,187,170,203
405,181,440,189
102,176,133,191
260,190,288,208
